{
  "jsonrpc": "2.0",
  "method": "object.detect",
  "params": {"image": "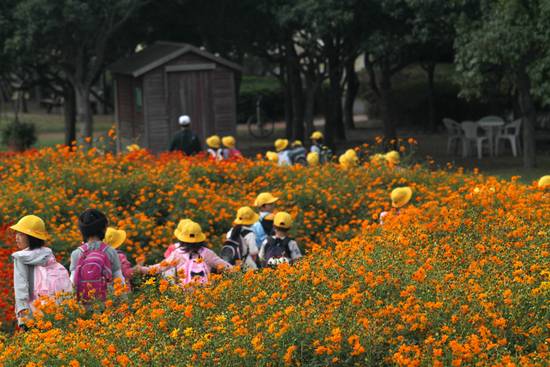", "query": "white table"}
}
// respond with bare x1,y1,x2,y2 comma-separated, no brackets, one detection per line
478,120,504,156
